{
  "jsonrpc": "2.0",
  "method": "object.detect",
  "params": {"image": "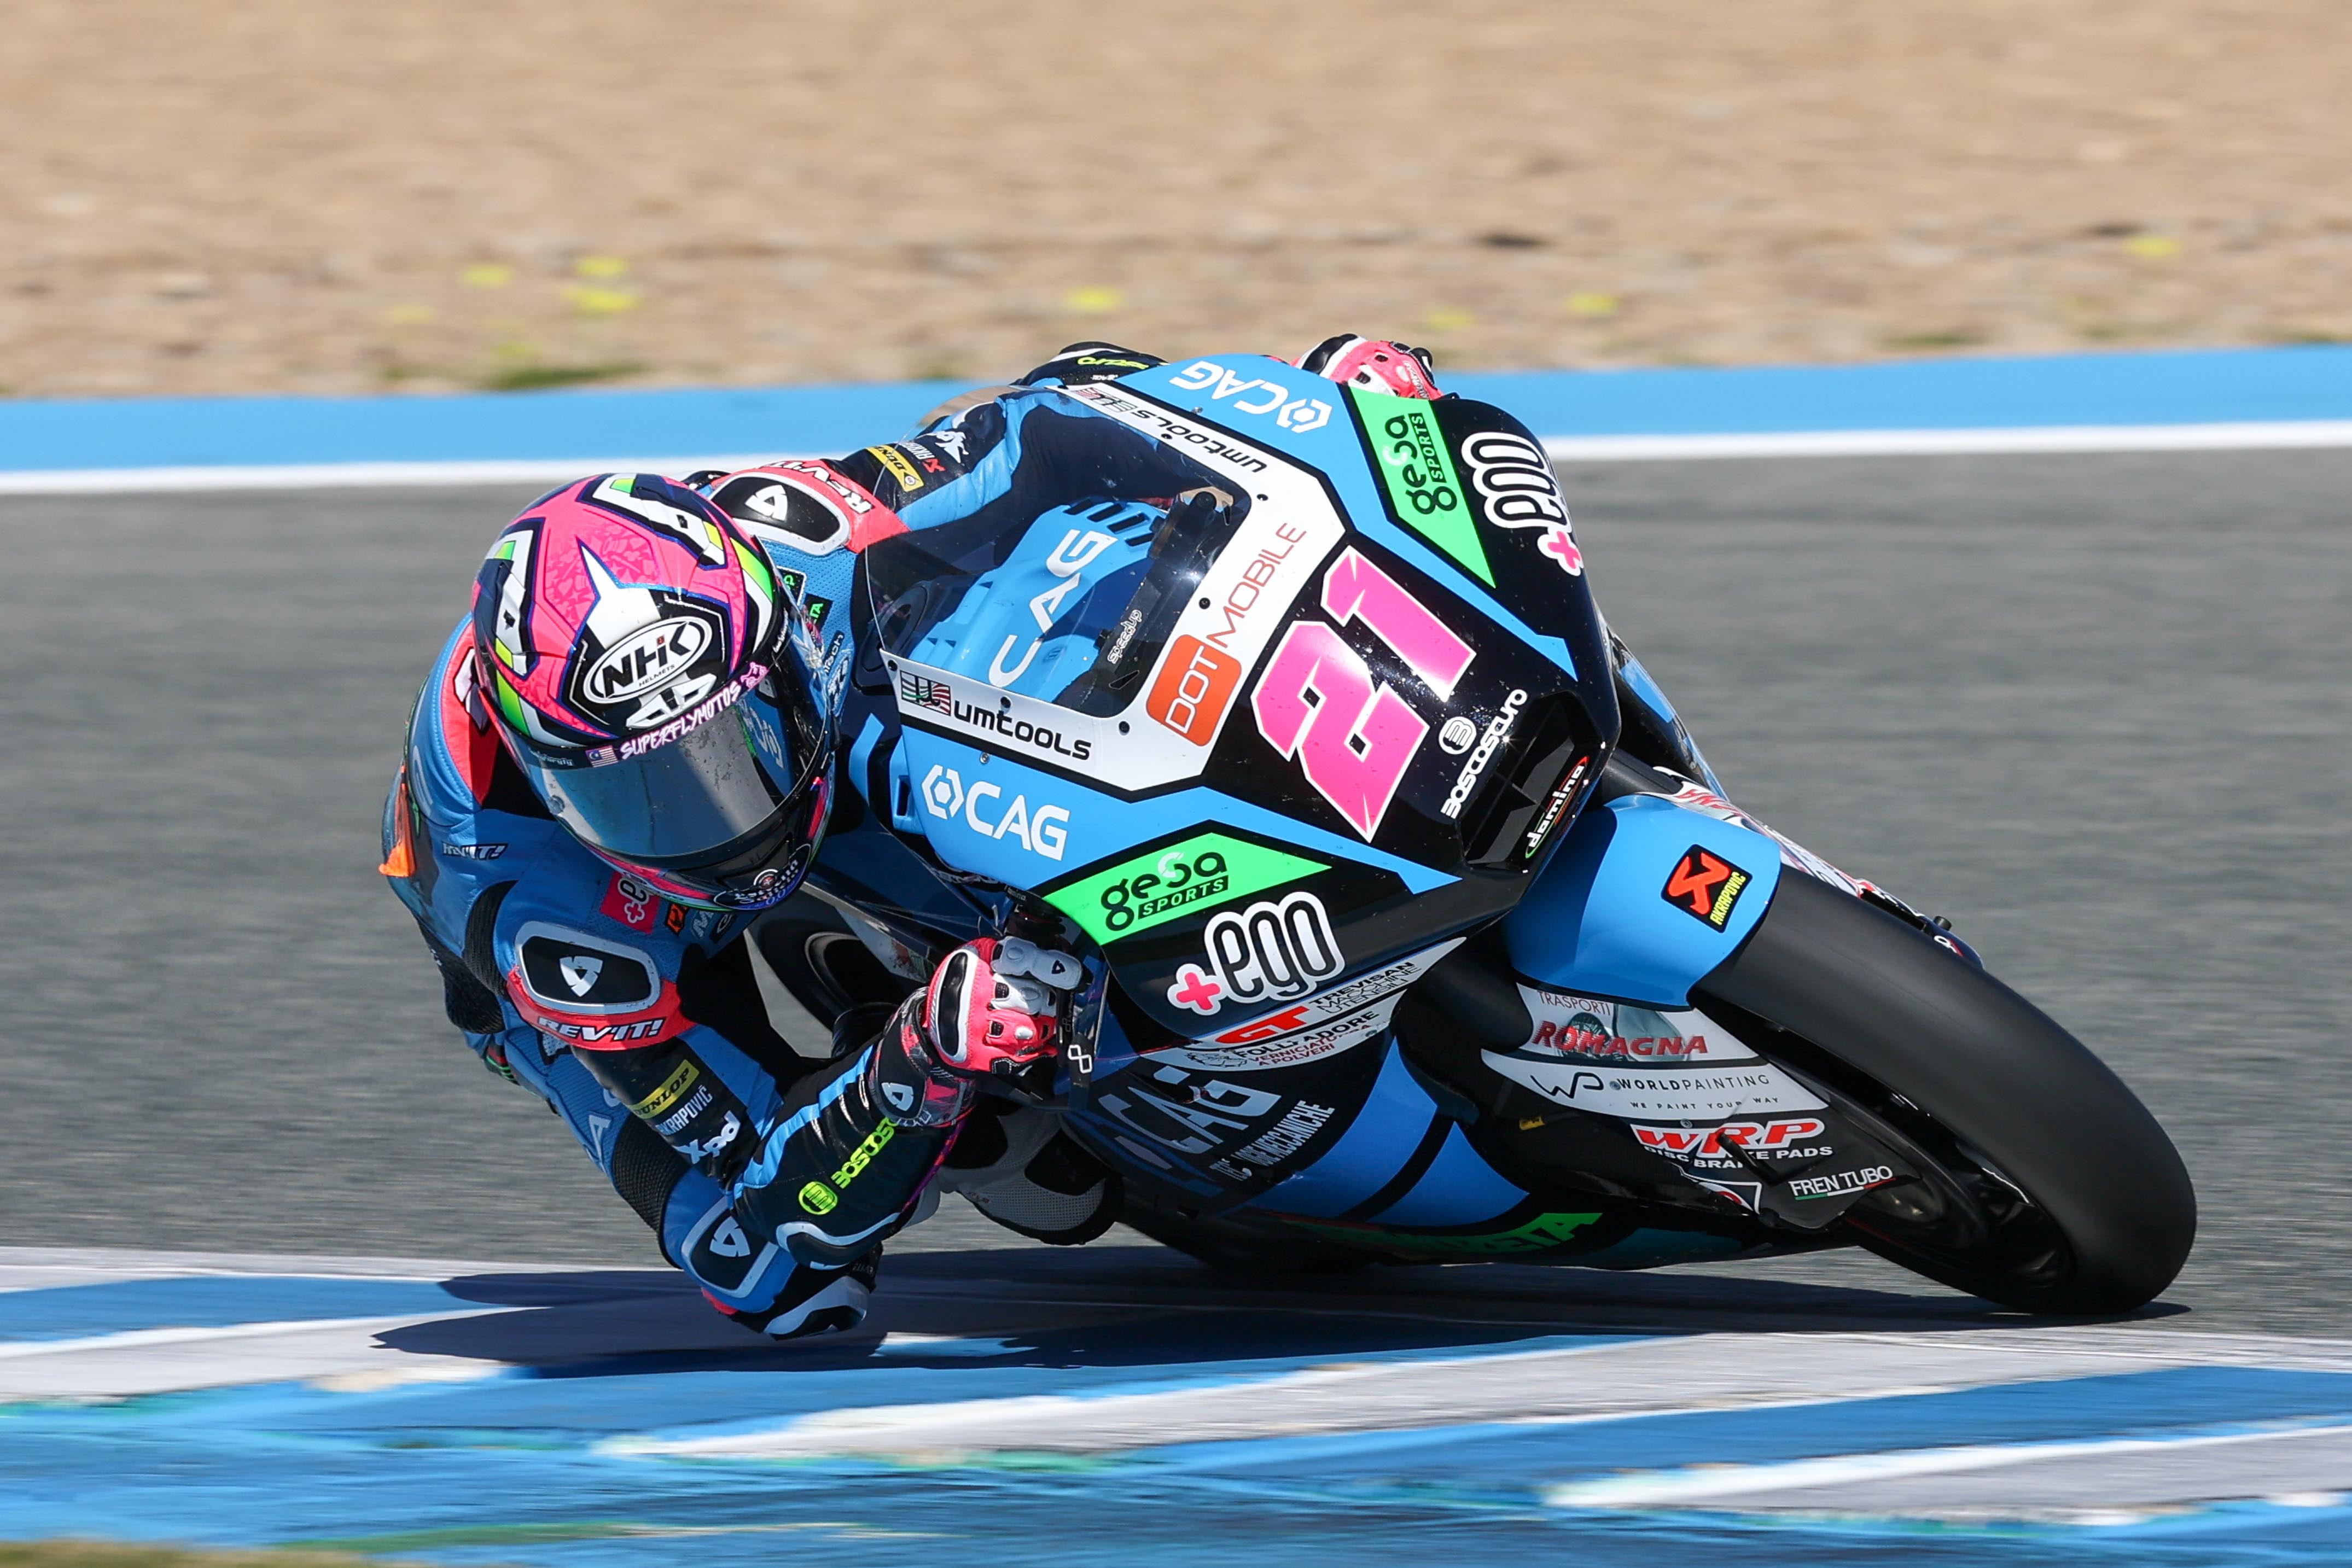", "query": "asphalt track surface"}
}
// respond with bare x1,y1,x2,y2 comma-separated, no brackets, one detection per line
3,451,2348,1336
